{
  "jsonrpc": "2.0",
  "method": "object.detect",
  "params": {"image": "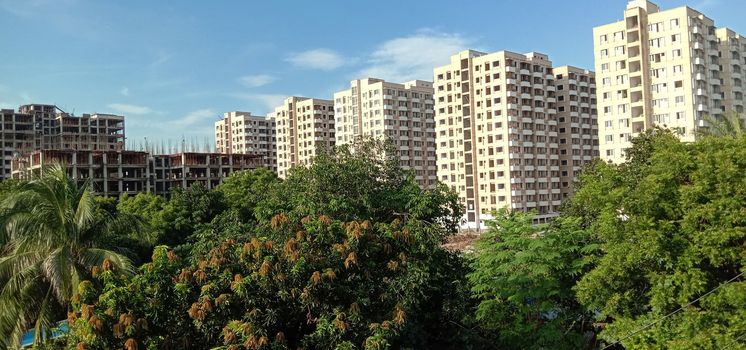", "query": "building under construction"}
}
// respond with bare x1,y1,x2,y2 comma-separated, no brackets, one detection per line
1,104,125,179
11,150,261,197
